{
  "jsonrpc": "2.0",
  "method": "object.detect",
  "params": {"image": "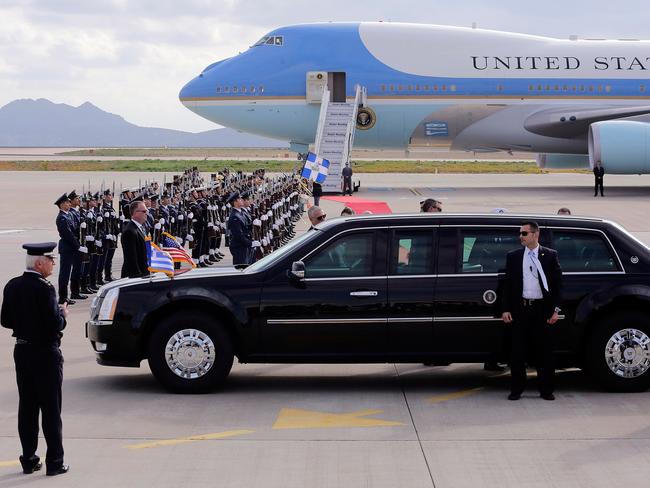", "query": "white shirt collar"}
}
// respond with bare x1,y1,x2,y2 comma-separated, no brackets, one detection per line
526,245,540,257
